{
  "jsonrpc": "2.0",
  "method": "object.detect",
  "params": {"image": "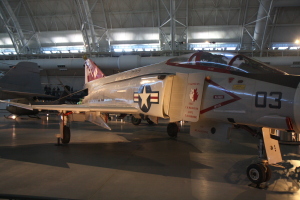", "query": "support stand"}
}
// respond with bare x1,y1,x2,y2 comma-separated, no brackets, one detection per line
55,134,61,146
248,182,268,189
